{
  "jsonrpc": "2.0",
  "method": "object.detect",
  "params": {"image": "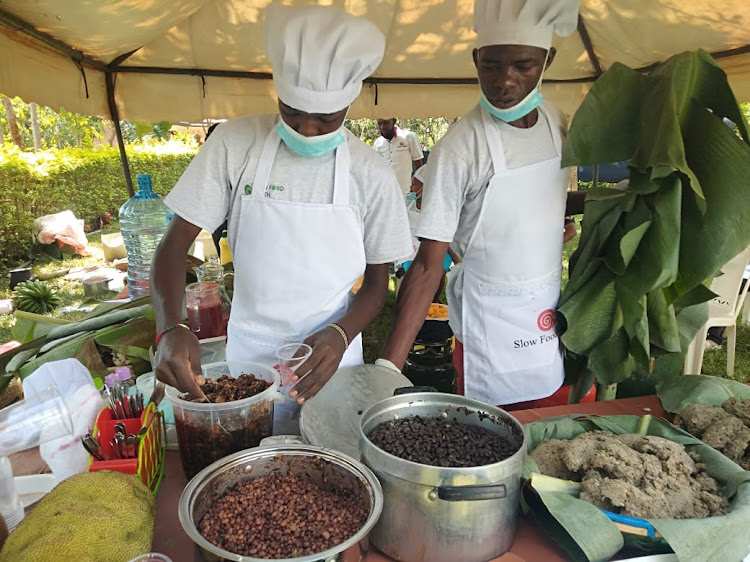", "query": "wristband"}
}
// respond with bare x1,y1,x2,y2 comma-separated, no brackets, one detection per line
155,323,190,346
327,323,349,350
375,358,401,373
